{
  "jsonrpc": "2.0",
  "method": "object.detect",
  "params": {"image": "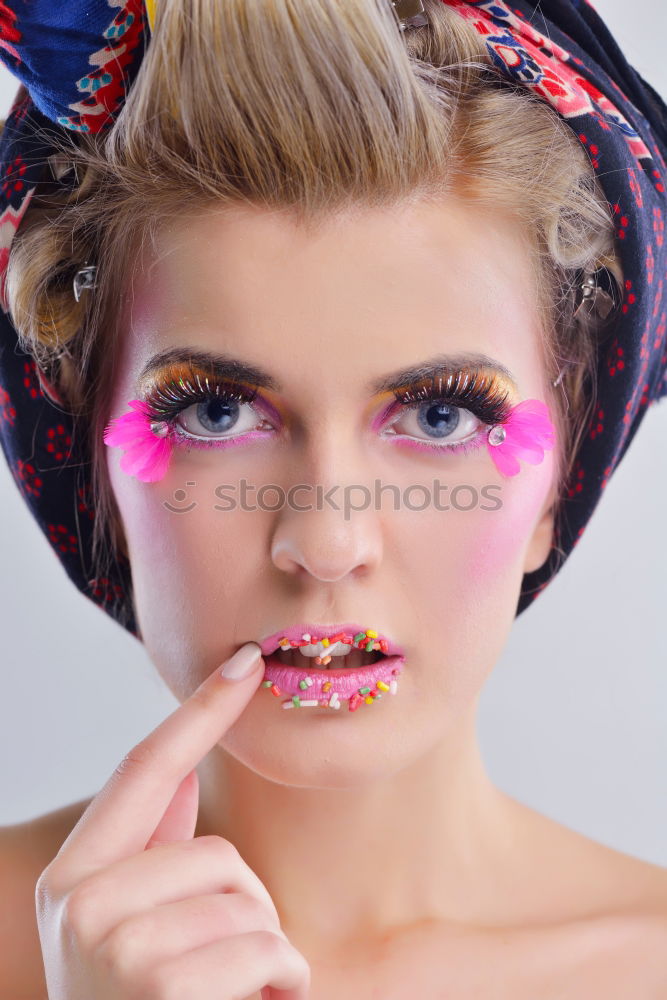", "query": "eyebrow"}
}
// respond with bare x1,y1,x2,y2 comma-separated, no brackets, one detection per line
137,347,518,395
